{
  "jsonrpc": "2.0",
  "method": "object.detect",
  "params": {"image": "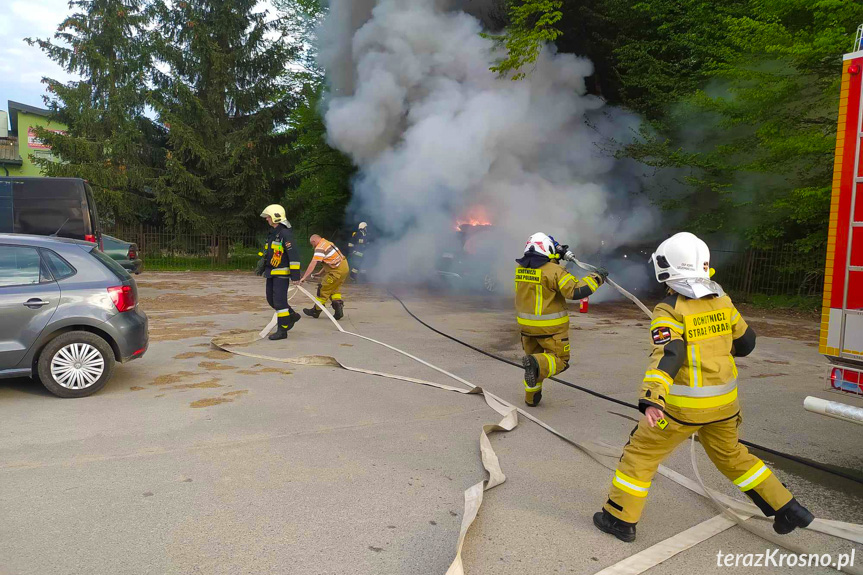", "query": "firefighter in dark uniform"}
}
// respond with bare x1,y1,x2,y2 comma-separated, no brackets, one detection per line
515,232,607,406
593,232,814,542
348,221,370,282
257,204,302,340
